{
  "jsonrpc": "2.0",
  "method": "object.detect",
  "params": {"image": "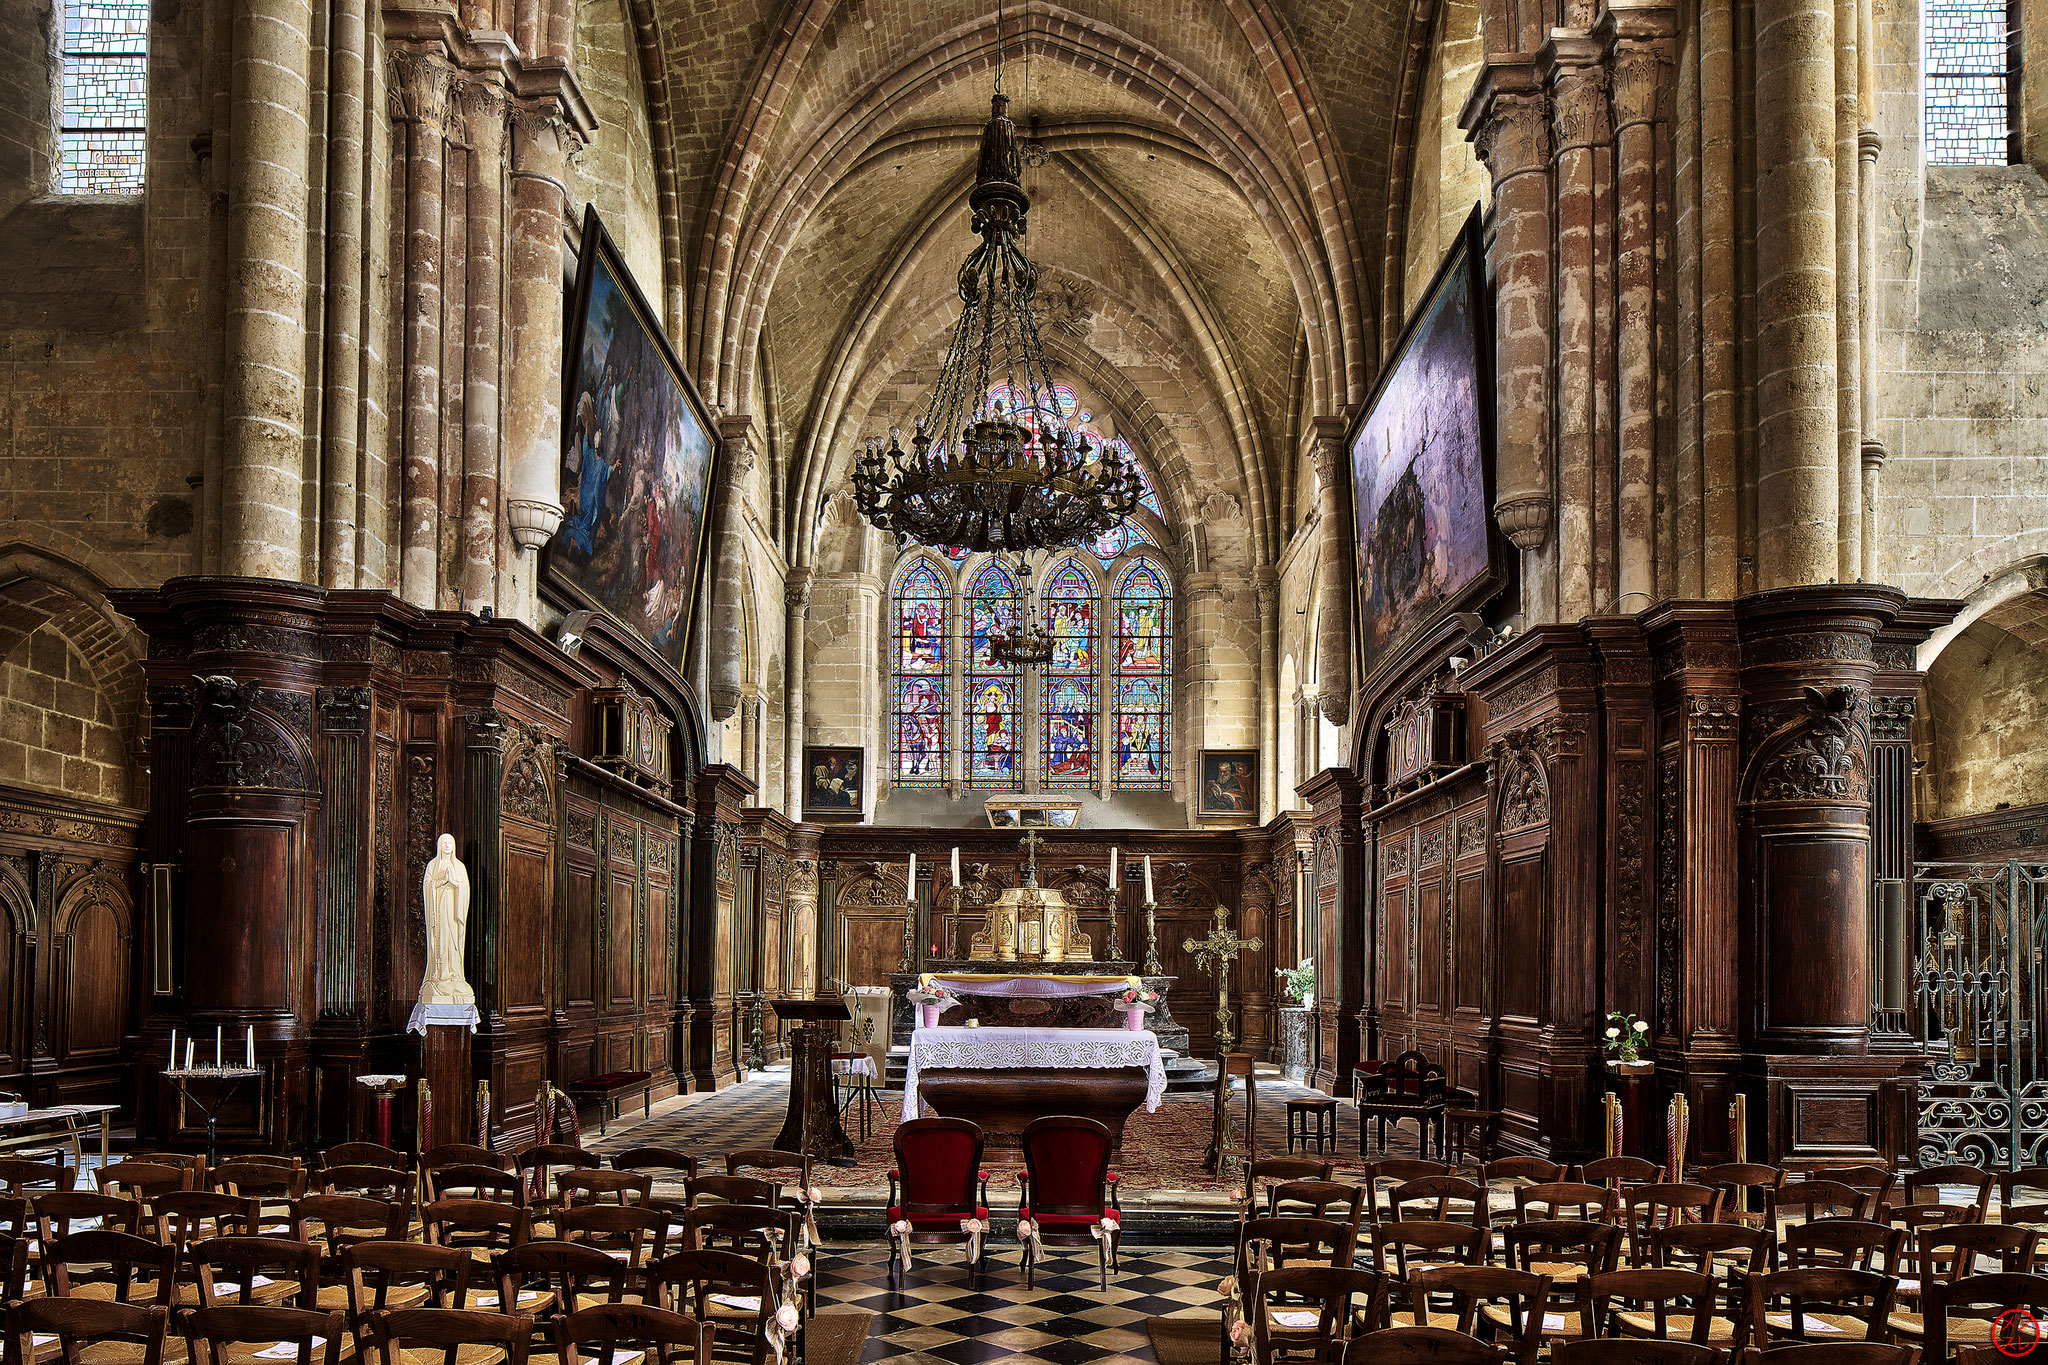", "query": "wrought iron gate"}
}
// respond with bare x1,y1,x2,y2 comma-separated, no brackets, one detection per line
1913,860,2048,1168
